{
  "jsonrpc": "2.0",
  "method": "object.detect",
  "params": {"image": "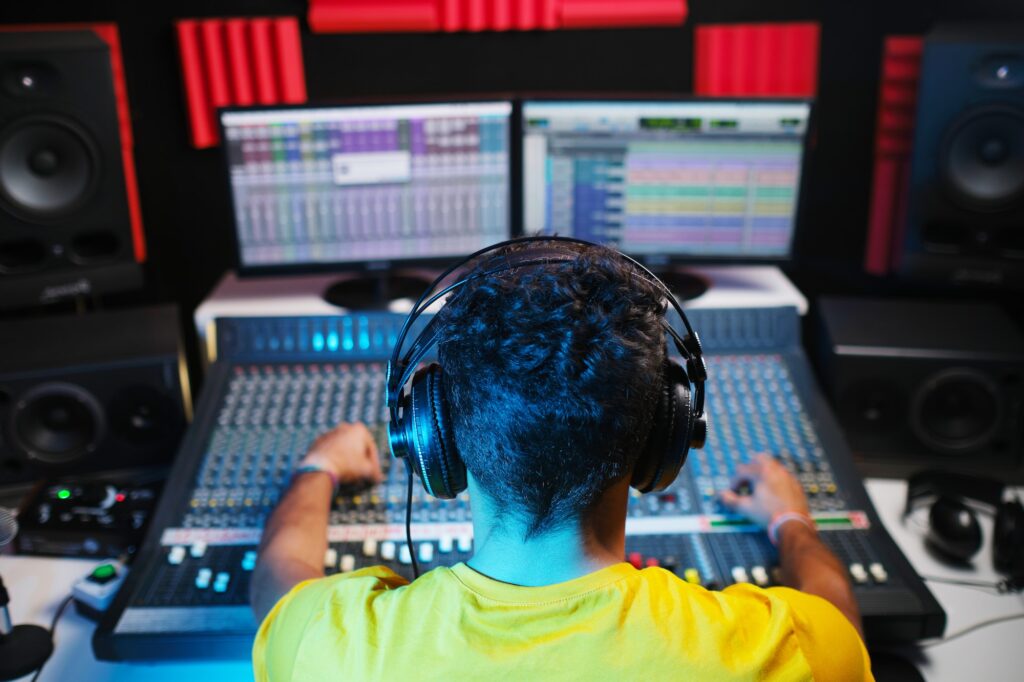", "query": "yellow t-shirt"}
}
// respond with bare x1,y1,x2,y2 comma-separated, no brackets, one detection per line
254,563,872,681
